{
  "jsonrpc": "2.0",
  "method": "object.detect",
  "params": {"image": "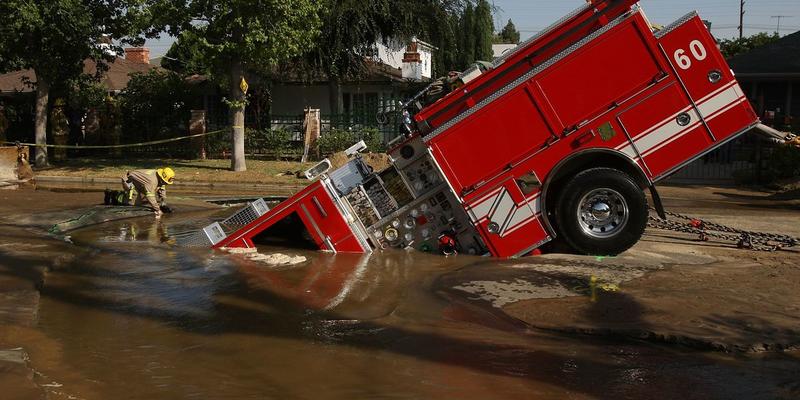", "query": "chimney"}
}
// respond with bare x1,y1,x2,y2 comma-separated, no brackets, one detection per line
124,47,150,64
402,38,422,81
